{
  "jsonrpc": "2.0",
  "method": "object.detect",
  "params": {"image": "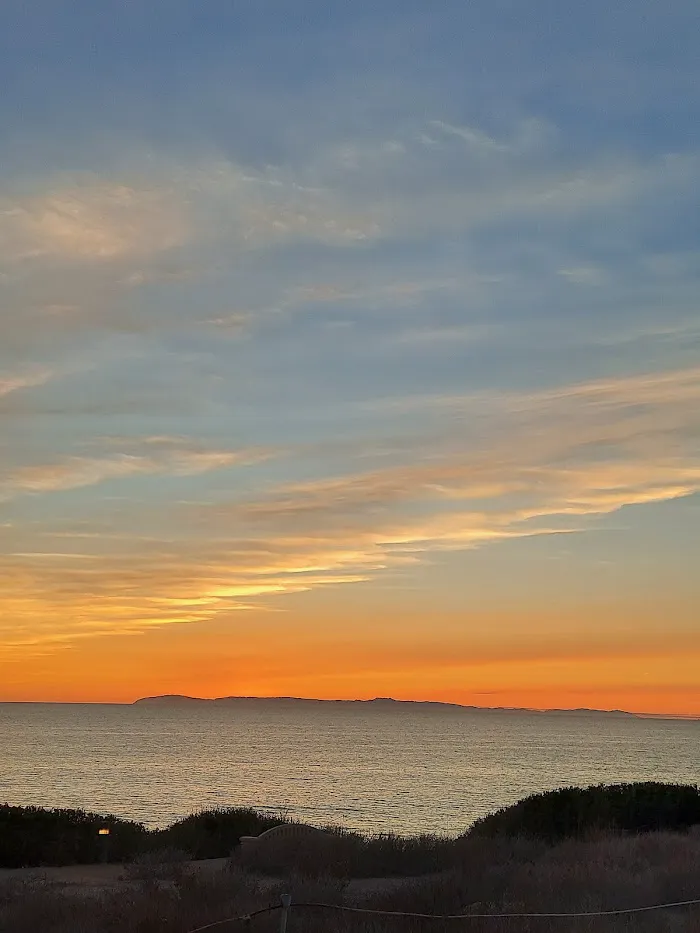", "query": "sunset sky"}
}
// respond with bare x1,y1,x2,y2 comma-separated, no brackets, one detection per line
1,0,699,714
